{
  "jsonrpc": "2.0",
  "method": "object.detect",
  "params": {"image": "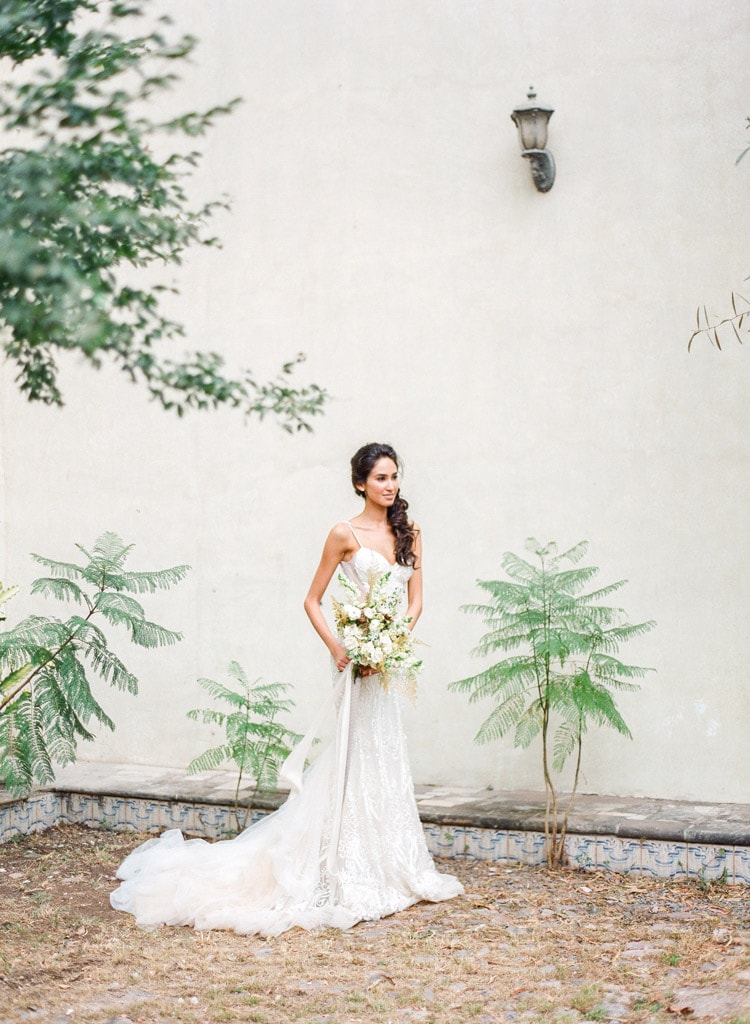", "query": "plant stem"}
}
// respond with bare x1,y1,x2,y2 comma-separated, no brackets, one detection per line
539,553,559,868
558,729,584,861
